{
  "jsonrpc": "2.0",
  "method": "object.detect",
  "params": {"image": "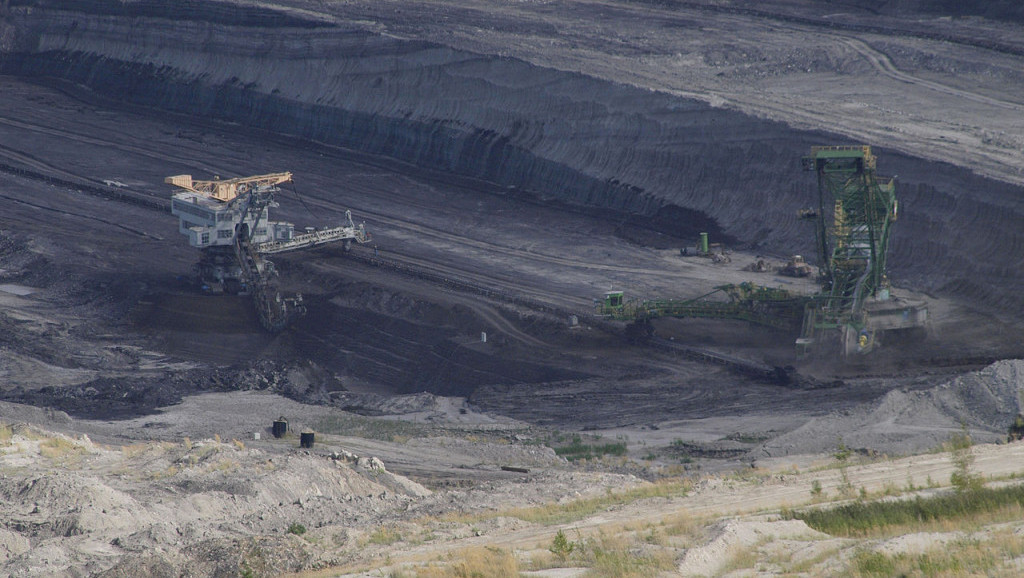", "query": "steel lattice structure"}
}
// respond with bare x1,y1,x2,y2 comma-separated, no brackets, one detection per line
800,145,898,348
